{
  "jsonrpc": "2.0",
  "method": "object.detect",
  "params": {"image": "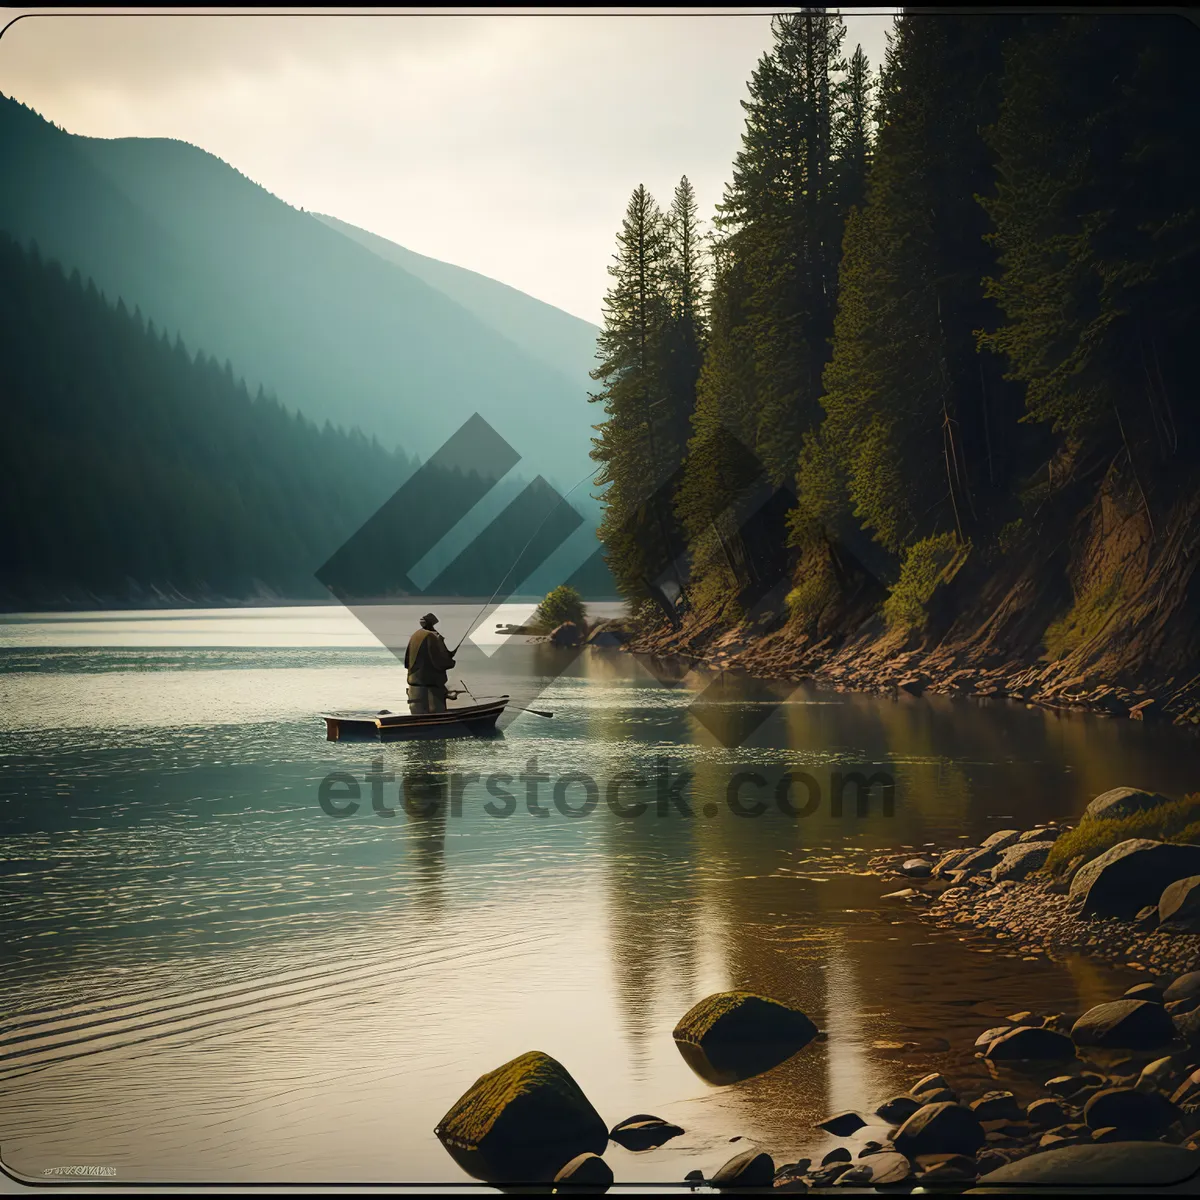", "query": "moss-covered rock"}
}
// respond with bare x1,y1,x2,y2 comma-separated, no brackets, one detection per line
672,991,818,1085
435,1050,607,1184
